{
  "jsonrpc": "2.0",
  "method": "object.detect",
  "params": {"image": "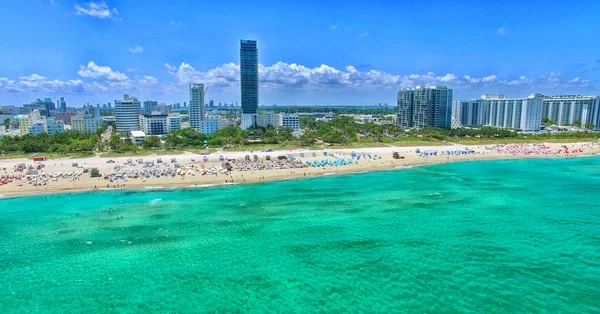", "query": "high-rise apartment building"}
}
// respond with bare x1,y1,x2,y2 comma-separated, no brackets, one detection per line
397,86,453,129
541,95,600,129
240,39,259,129
454,94,544,131
143,100,159,113
58,97,67,113
189,83,205,131
115,94,141,133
